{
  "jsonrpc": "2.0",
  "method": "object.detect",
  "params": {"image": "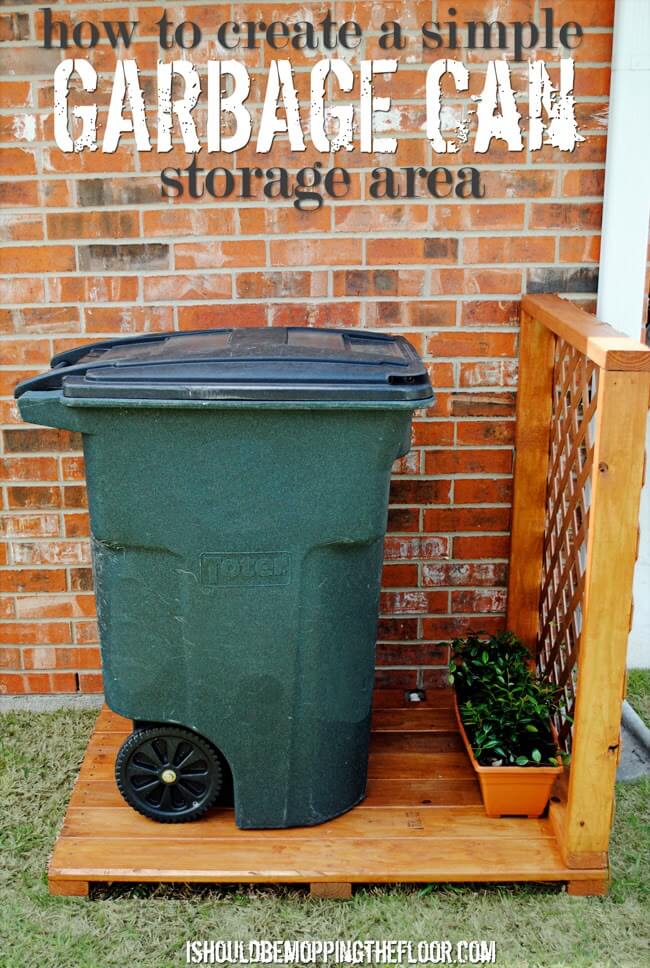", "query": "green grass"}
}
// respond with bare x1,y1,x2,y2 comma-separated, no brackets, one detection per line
627,670,650,726
1,710,648,968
